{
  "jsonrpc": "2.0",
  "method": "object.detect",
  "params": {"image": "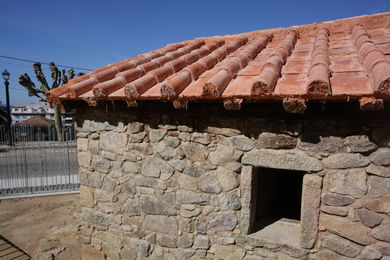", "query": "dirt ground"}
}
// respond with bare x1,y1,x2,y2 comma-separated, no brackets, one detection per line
0,193,81,259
